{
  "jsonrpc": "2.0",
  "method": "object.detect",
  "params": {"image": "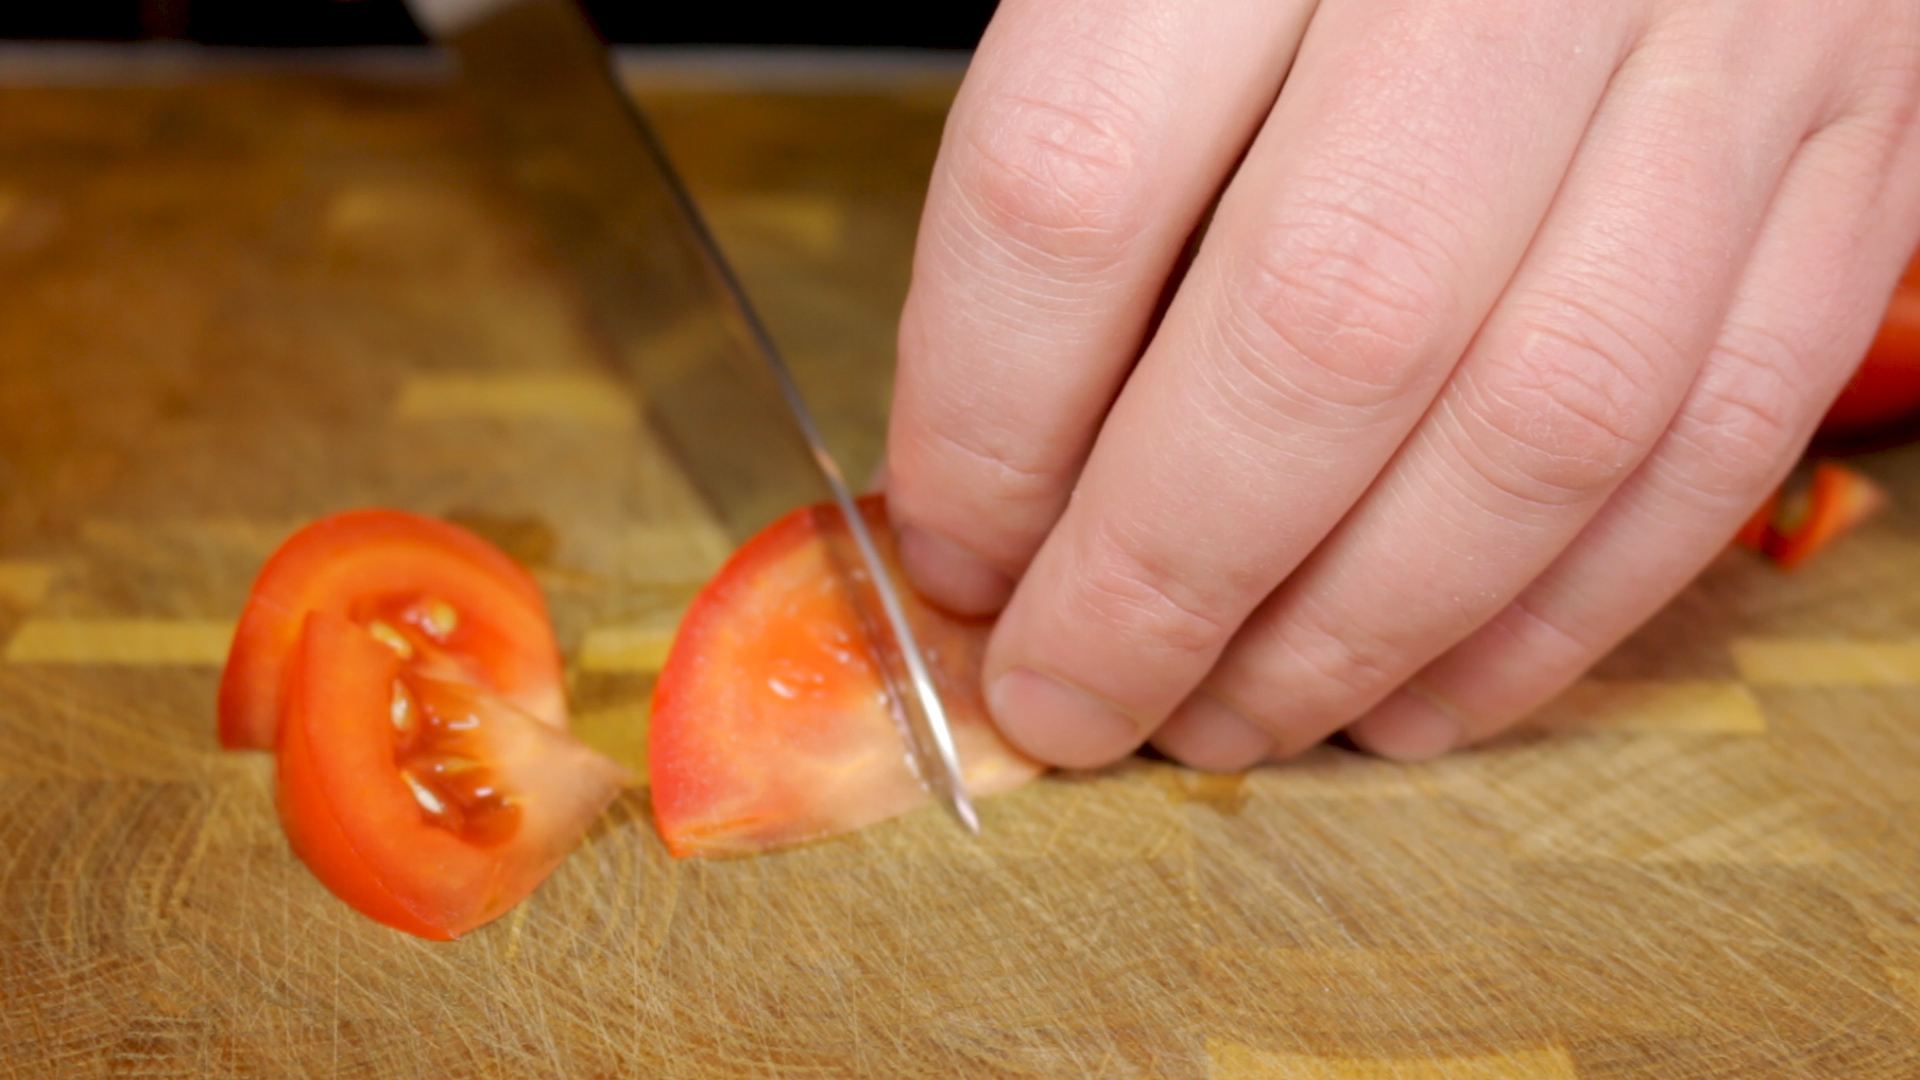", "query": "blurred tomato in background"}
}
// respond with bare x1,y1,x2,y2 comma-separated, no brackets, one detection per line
1819,248,1920,444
